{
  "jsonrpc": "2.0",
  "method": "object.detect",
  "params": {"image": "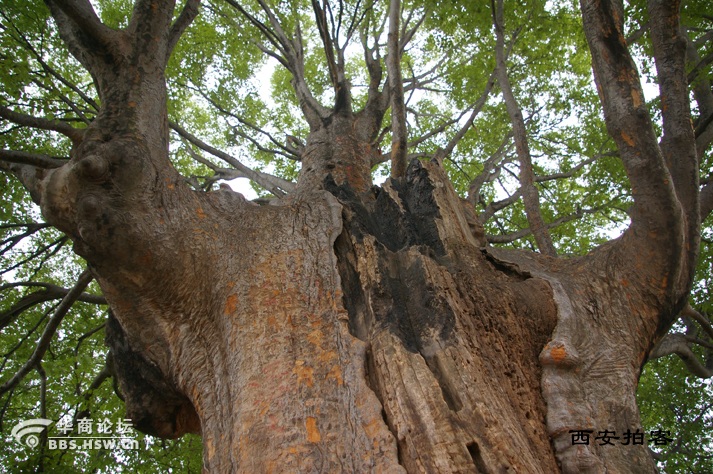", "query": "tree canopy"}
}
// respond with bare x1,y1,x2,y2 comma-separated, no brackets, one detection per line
1,0,711,472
